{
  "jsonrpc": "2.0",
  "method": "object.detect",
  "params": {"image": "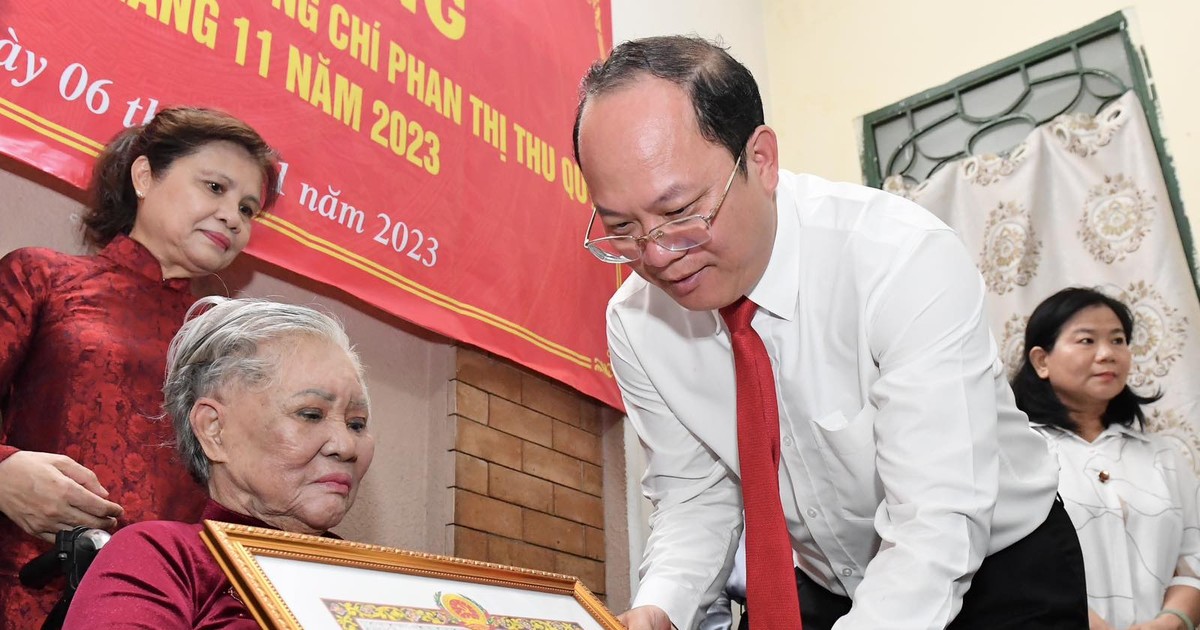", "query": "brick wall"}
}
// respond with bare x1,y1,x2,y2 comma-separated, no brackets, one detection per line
448,347,615,601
